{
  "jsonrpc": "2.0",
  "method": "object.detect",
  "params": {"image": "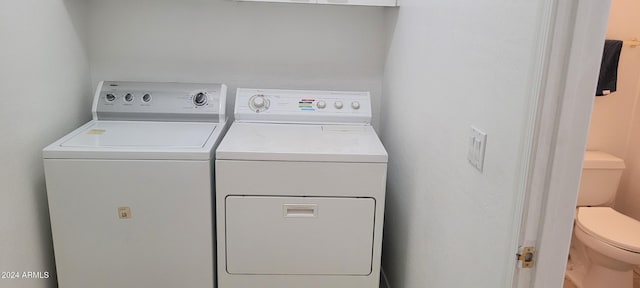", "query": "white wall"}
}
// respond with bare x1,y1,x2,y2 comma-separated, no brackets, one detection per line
600,0,640,221
86,0,389,128
0,0,92,287
380,1,549,287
